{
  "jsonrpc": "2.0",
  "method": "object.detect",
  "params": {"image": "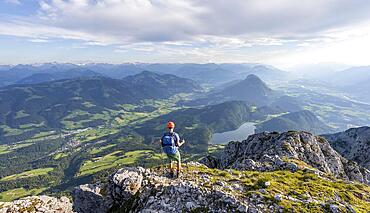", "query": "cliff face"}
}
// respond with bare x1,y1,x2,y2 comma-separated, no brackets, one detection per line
202,131,370,184
323,126,370,170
